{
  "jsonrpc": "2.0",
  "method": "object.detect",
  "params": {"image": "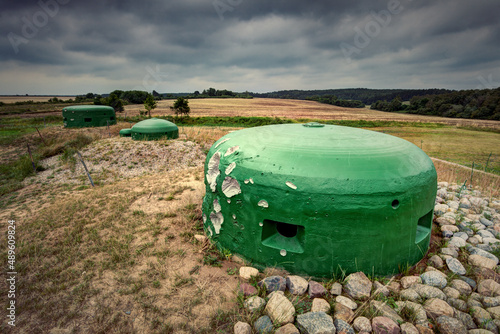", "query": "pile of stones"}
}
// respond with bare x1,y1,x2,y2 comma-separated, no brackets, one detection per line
233,182,500,334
